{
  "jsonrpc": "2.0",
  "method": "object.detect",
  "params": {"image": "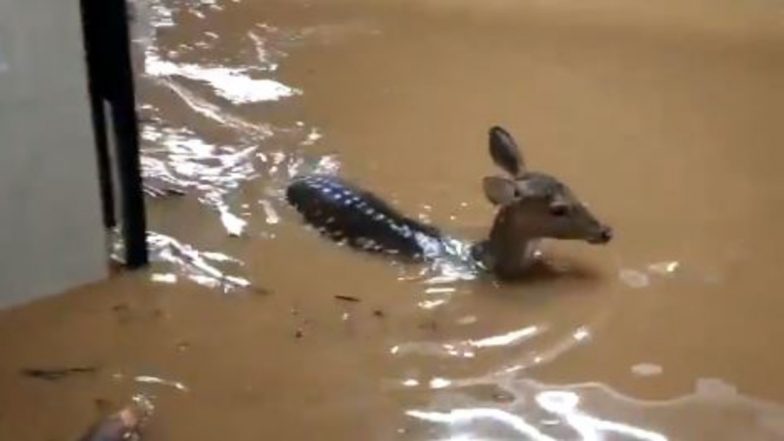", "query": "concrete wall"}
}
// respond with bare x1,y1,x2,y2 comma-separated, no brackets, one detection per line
0,0,108,308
